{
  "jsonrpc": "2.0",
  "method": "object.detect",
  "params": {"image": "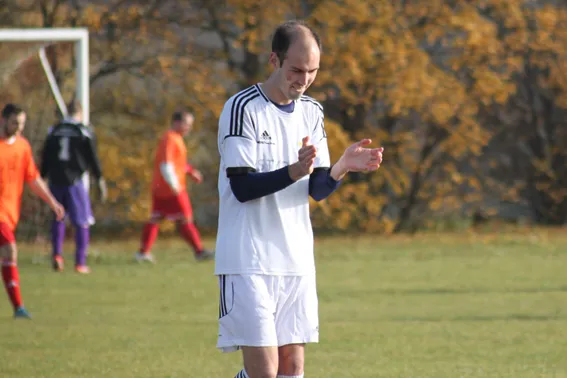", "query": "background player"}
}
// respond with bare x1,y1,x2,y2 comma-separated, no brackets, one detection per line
215,21,383,378
135,110,214,263
0,104,65,318
40,99,107,274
